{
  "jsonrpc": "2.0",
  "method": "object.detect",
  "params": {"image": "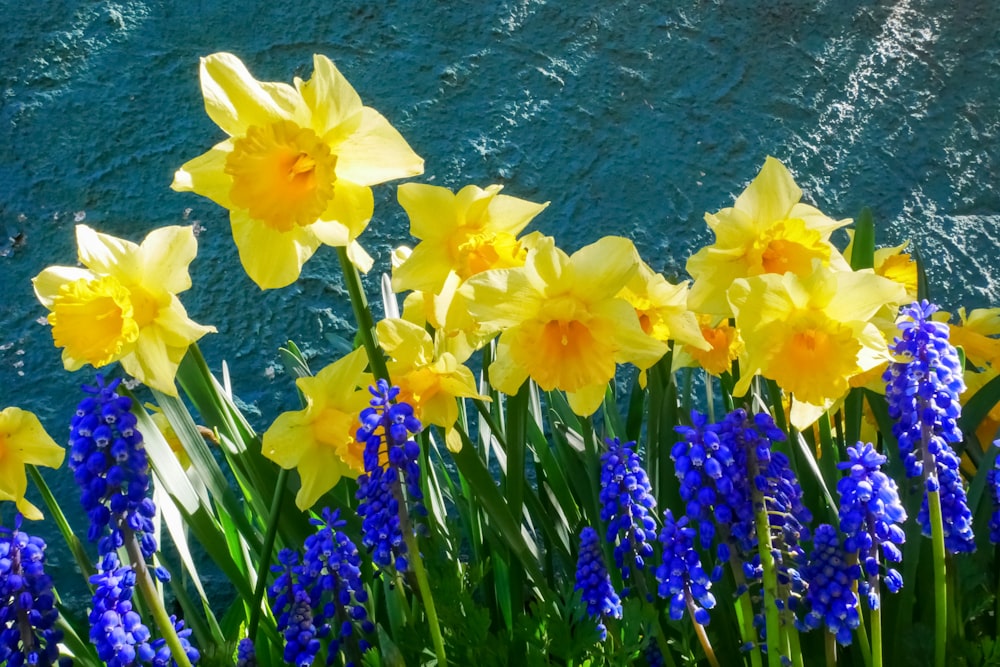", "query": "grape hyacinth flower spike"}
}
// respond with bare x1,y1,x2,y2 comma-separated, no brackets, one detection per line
799,524,861,645
885,300,974,553
0,515,62,667
574,526,623,641
599,437,658,588
355,379,426,572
